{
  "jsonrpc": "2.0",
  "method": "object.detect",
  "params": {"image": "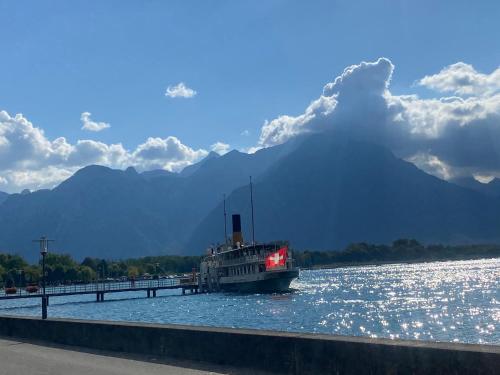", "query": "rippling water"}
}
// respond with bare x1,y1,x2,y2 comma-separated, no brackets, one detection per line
2,258,498,344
